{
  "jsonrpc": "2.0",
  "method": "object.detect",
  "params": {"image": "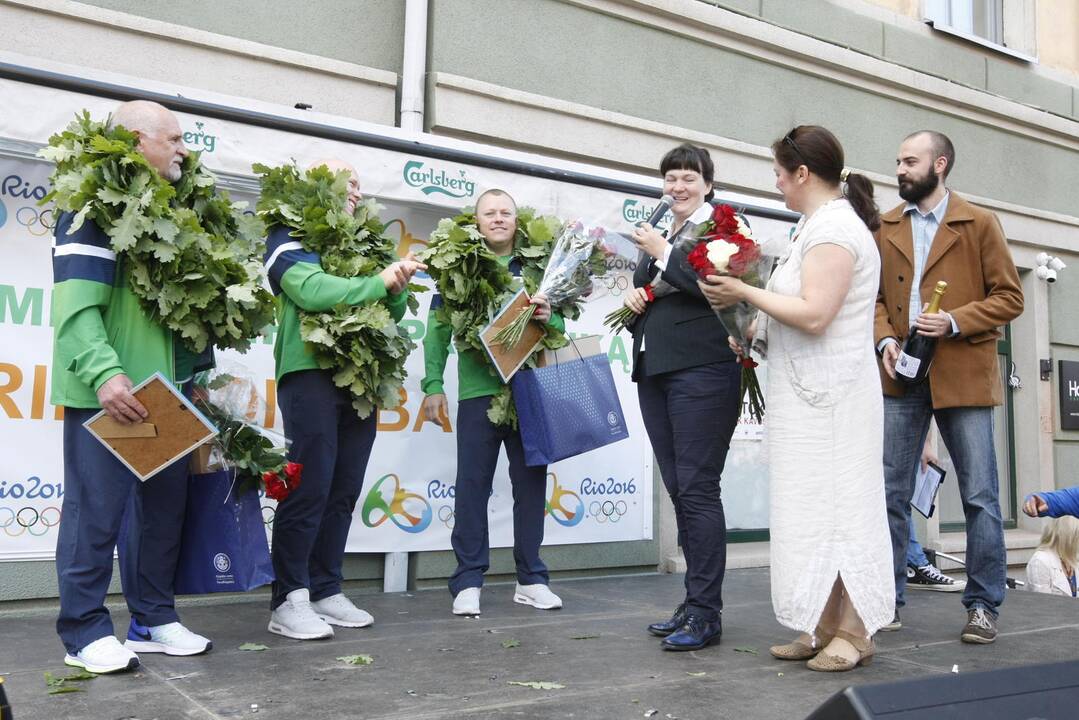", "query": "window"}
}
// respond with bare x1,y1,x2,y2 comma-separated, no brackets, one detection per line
925,0,1004,44
923,0,1038,62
